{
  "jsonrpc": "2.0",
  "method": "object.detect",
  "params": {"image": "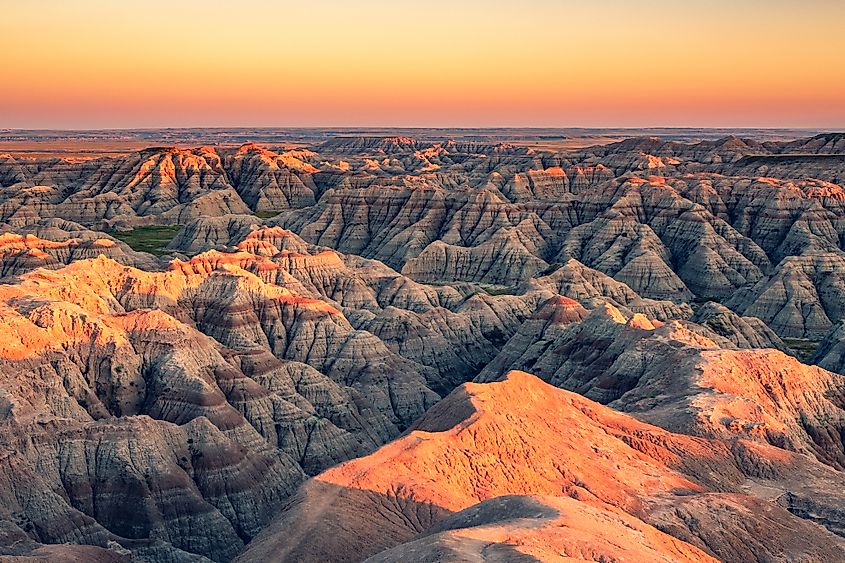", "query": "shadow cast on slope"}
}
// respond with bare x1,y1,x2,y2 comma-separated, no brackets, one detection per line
236,480,545,563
